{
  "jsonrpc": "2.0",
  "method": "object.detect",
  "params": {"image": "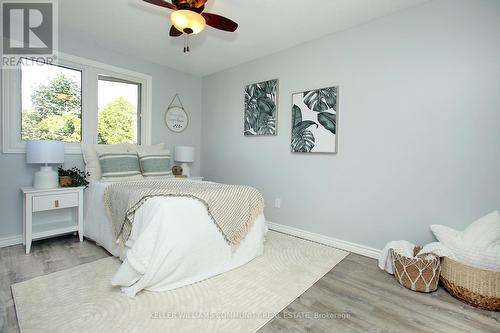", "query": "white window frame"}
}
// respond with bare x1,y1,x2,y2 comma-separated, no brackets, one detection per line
1,52,152,154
